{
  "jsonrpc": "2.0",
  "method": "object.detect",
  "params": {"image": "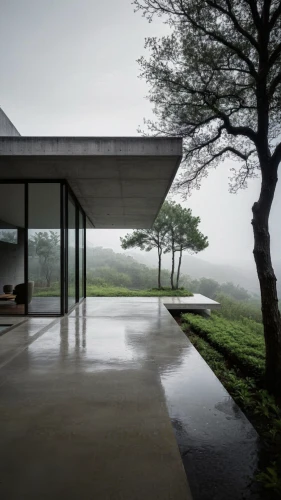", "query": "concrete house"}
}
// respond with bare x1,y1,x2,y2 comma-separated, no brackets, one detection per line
0,108,182,315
